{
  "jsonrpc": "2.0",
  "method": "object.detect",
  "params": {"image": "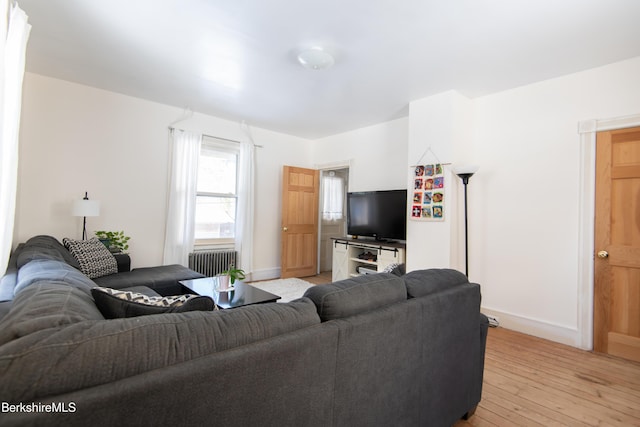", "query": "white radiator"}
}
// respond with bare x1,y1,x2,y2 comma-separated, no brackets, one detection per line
188,250,237,277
